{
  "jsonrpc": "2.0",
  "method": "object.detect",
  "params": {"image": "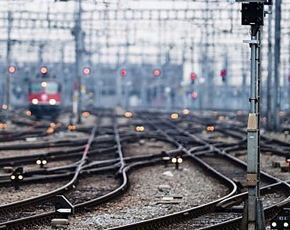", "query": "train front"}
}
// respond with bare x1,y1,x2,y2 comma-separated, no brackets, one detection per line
28,80,61,119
